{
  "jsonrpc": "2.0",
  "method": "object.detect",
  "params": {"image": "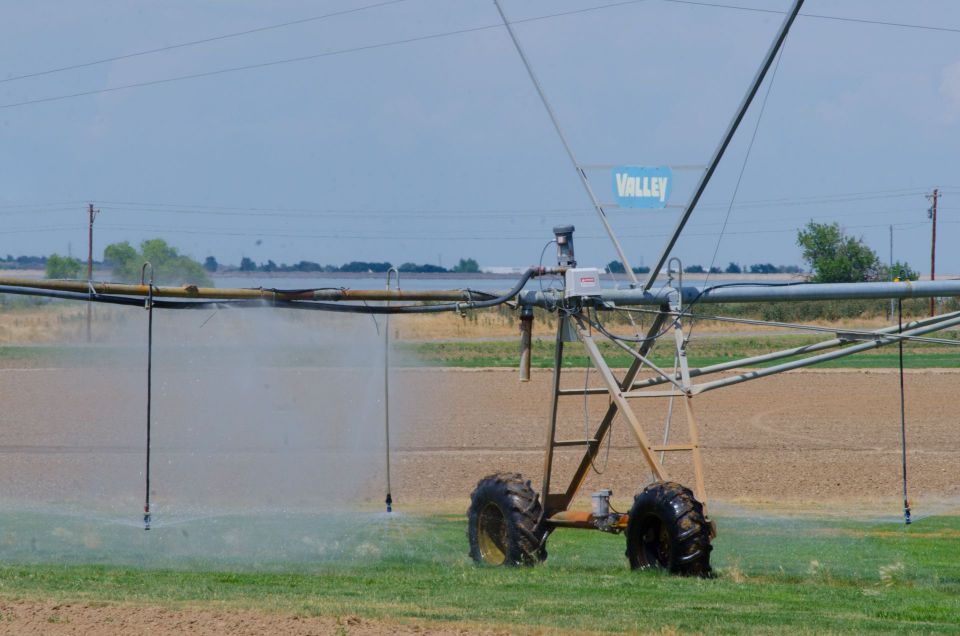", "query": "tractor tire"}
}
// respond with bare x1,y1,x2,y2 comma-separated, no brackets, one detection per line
467,472,547,566
625,481,712,577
